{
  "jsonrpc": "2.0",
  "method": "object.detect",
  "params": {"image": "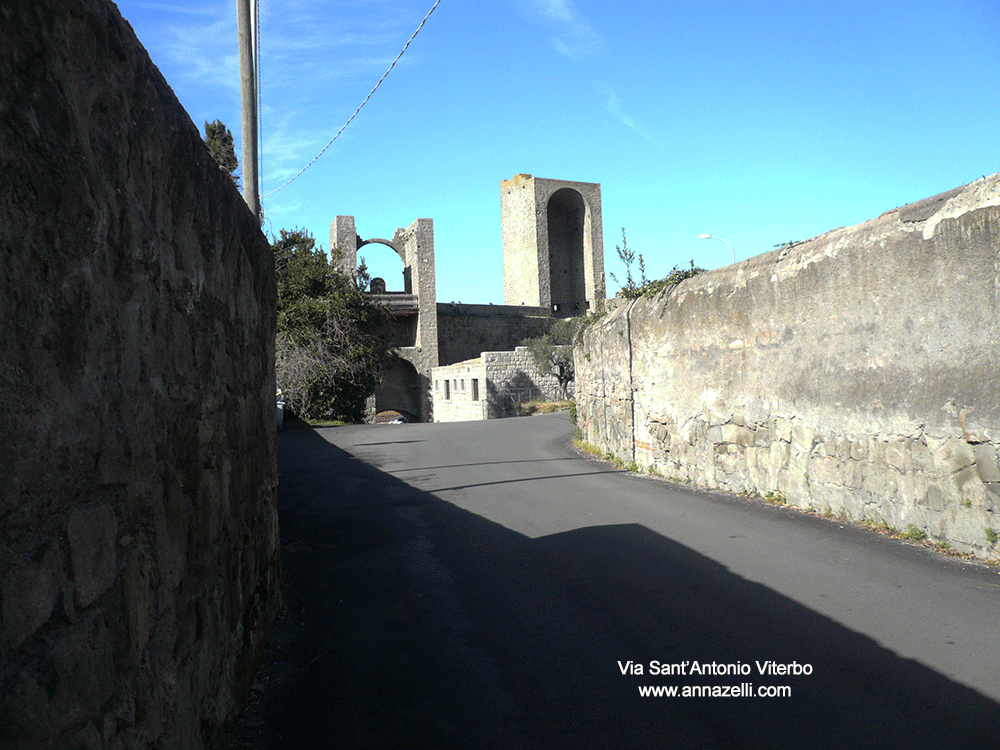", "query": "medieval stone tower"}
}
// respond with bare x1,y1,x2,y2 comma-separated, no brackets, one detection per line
501,174,605,317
